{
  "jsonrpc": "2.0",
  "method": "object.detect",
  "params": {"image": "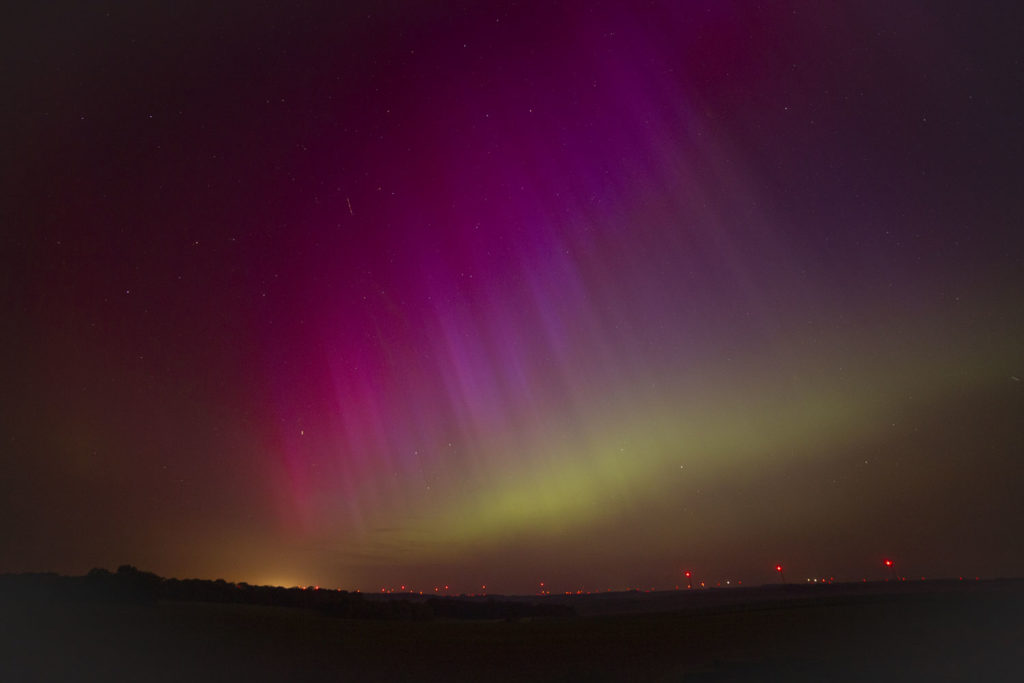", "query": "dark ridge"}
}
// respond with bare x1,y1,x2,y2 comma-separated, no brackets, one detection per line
0,566,574,621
